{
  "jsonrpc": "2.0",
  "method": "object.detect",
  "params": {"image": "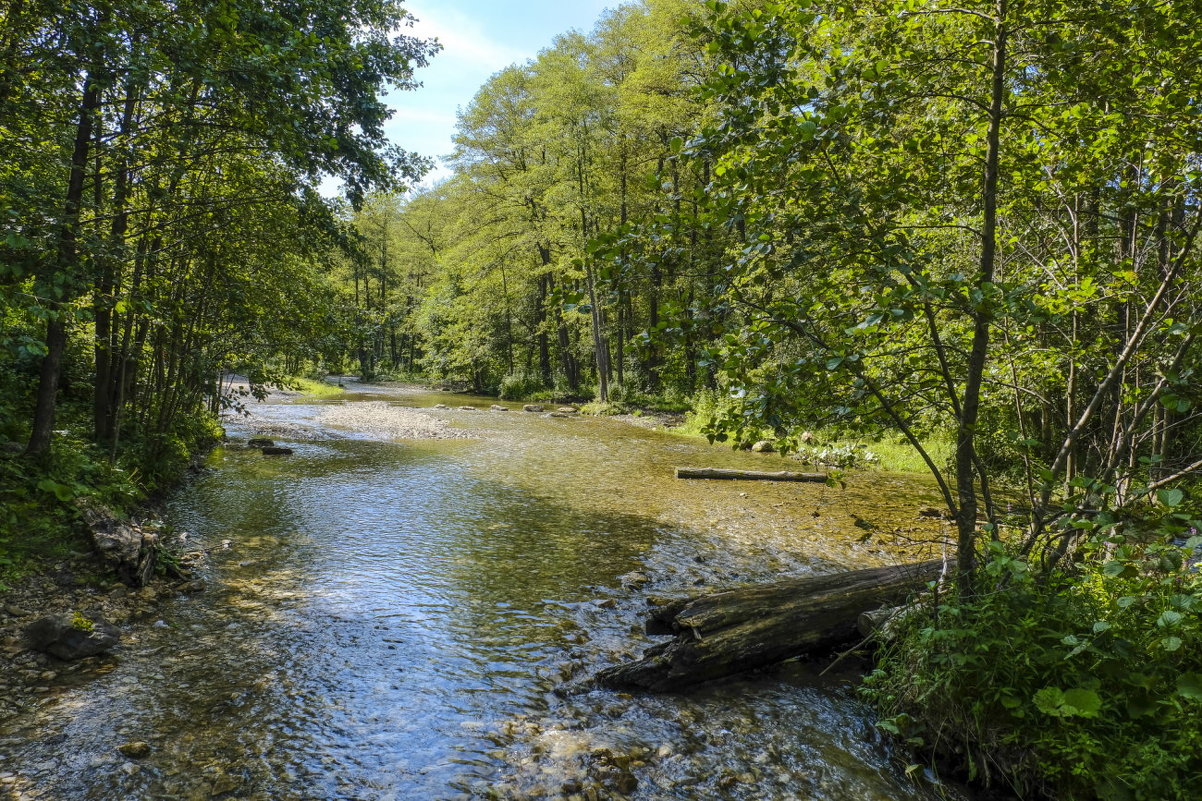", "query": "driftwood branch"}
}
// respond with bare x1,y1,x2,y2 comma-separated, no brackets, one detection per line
674,467,827,482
